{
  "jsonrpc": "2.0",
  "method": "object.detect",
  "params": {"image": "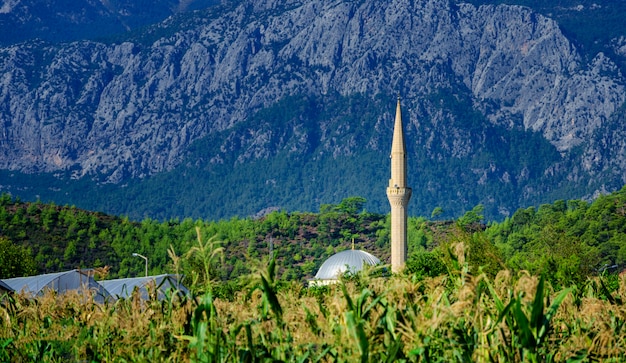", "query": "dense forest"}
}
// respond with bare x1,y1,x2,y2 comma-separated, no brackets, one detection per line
1,185,625,290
